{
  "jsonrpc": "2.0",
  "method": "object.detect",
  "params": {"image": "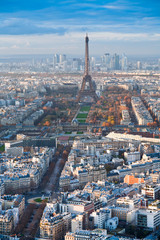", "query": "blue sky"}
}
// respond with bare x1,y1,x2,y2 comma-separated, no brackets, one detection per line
0,0,160,55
